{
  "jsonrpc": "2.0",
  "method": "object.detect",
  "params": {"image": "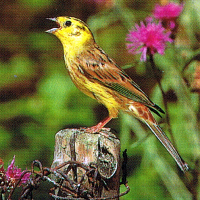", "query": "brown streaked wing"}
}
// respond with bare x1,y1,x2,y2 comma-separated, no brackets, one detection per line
78,44,163,115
